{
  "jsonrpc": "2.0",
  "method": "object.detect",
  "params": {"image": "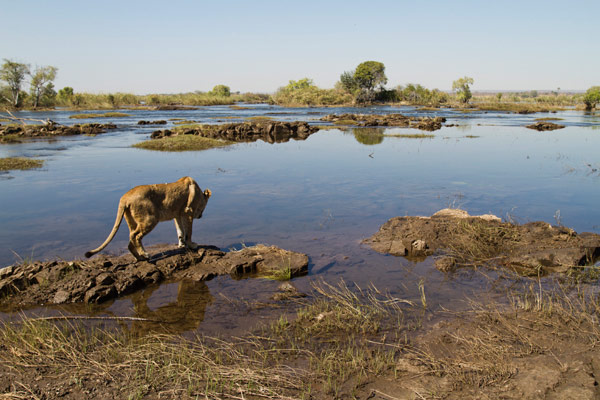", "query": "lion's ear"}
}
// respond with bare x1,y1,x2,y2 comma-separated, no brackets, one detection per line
204,189,212,198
